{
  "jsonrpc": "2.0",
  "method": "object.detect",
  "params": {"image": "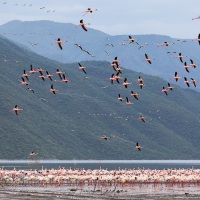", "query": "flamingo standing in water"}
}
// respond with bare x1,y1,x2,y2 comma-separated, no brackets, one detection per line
12,105,24,115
